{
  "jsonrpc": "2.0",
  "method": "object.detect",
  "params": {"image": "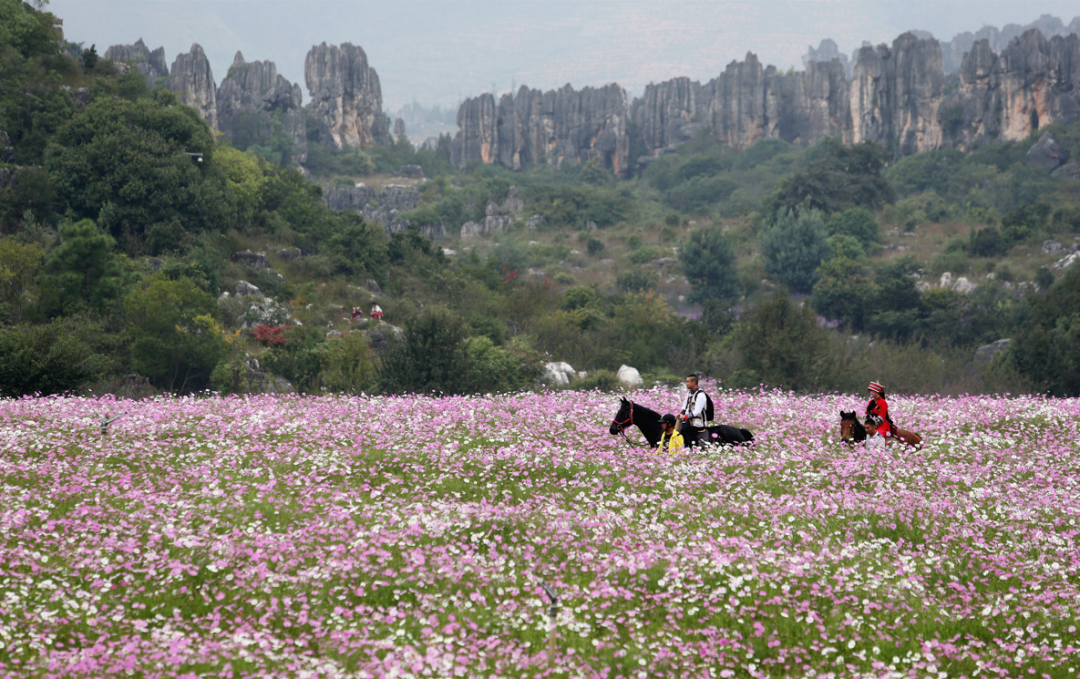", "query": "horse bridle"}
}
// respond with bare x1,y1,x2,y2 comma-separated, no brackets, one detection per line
612,402,649,448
